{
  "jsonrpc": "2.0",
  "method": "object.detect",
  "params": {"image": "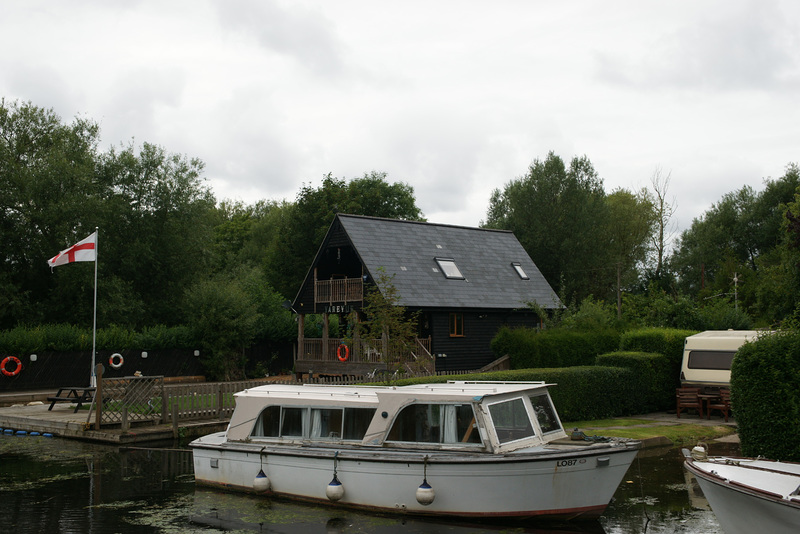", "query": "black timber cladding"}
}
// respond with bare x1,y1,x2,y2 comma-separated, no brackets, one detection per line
335,214,560,310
